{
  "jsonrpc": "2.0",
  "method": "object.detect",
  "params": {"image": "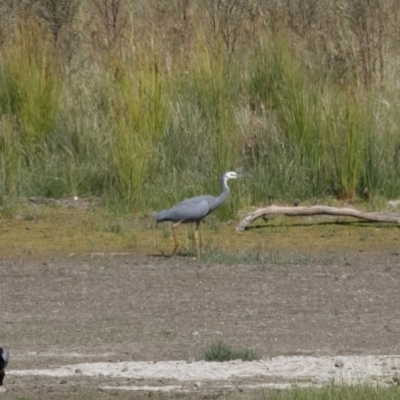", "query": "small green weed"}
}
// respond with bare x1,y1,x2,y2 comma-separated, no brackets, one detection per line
322,227,336,239
22,212,38,221
358,228,375,242
201,341,260,362
104,218,124,234
161,223,171,239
